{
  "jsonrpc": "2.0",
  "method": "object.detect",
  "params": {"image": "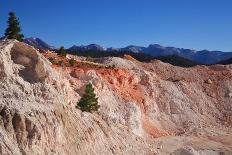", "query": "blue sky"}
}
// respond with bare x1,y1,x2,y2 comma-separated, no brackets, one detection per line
1,0,232,51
